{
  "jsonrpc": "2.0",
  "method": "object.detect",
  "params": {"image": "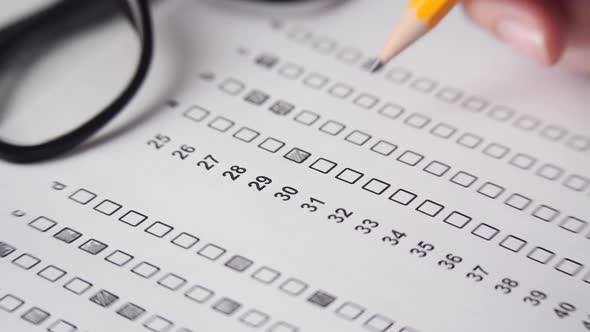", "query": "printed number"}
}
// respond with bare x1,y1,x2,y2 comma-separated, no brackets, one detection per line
172,144,196,160
274,186,299,201
494,278,519,294
409,241,435,258
437,254,463,270
523,290,547,307
354,219,379,234
248,176,272,191
381,229,407,246
554,302,576,319
466,265,489,282
327,208,353,223
147,134,171,149
197,154,219,170
301,197,325,212
222,165,247,181
583,315,590,330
